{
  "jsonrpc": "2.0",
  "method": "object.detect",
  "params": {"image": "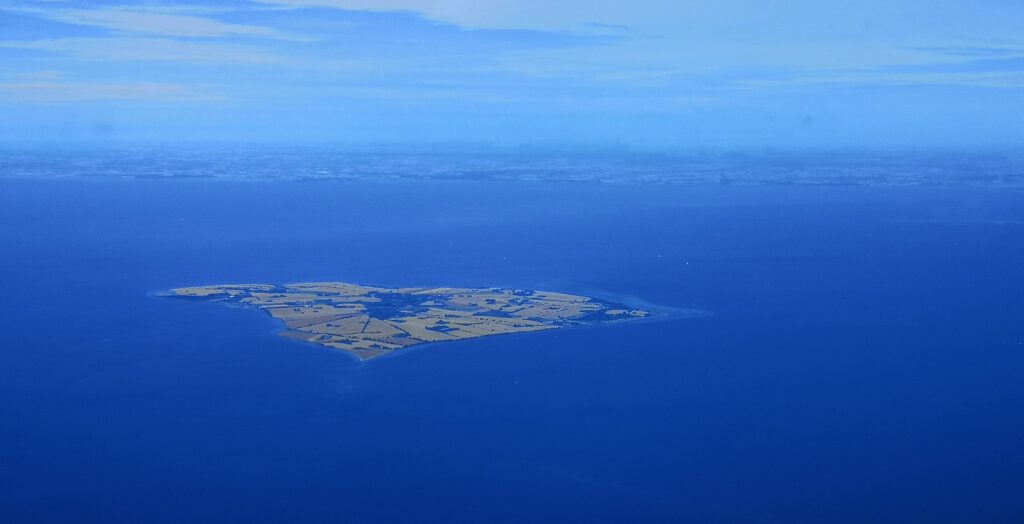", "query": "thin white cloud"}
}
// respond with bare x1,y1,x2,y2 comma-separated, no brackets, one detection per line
11,5,300,40
11,70,65,80
737,71,1024,89
253,0,1024,55
248,0,570,32
278,81,721,112
254,0,439,11
497,42,958,83
0,81,222,102
253,0,1024,97
250,0,660,31
0,37,281,63
60,9,282,38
